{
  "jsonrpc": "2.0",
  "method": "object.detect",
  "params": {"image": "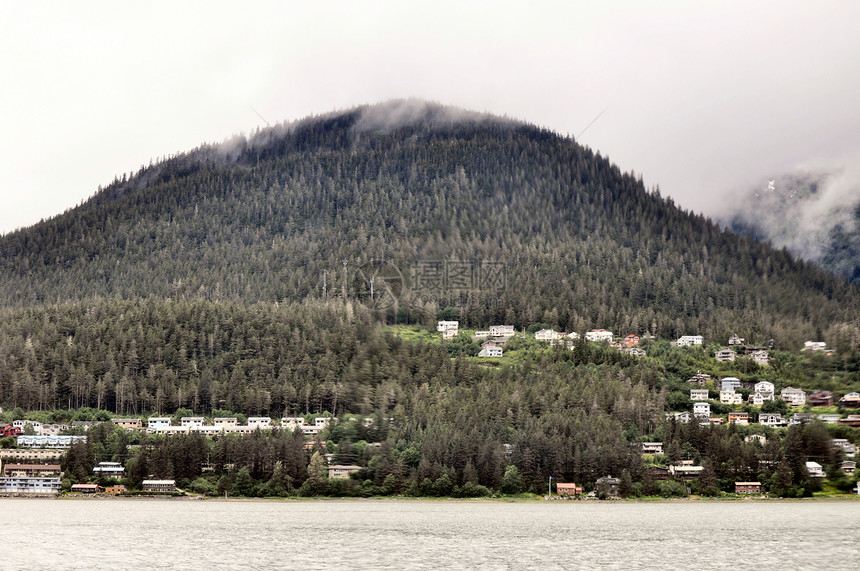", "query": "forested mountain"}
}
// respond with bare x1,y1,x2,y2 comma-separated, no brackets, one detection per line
1,101,857,347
